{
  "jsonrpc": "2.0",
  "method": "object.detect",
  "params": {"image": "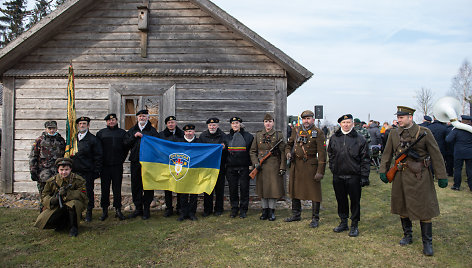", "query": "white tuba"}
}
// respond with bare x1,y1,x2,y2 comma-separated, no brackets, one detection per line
432,96,472,133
